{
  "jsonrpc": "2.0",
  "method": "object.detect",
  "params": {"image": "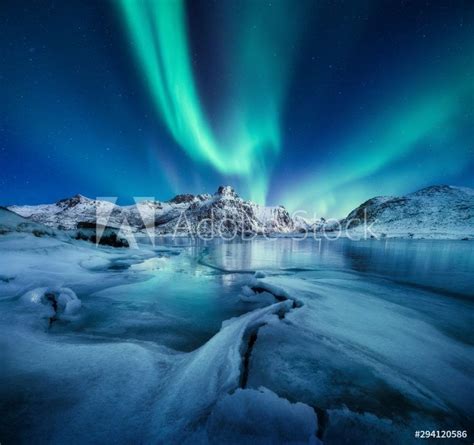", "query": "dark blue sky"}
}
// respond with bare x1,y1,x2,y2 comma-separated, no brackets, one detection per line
1,0,473,216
